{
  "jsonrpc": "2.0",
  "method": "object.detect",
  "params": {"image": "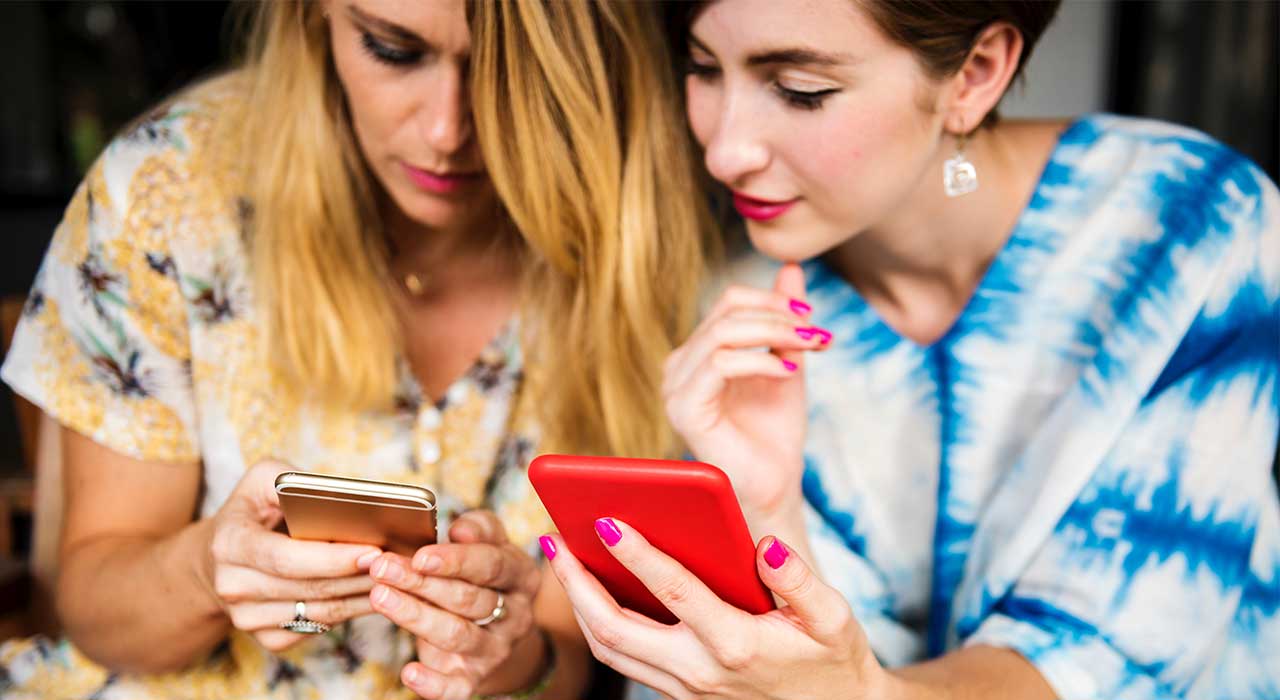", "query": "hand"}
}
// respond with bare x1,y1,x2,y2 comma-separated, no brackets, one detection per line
662,263,826,520
540,519,886,700
203,461,383,652
370,510,547,700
